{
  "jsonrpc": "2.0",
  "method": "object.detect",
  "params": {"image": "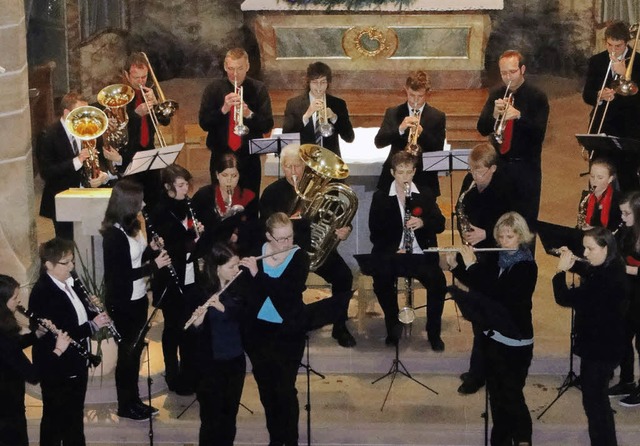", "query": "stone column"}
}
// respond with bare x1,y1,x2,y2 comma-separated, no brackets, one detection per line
0,0,39,284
